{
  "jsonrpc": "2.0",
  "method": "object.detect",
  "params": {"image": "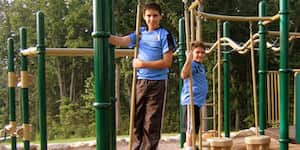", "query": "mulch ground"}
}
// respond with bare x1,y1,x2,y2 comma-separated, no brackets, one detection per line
1,129,299,150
